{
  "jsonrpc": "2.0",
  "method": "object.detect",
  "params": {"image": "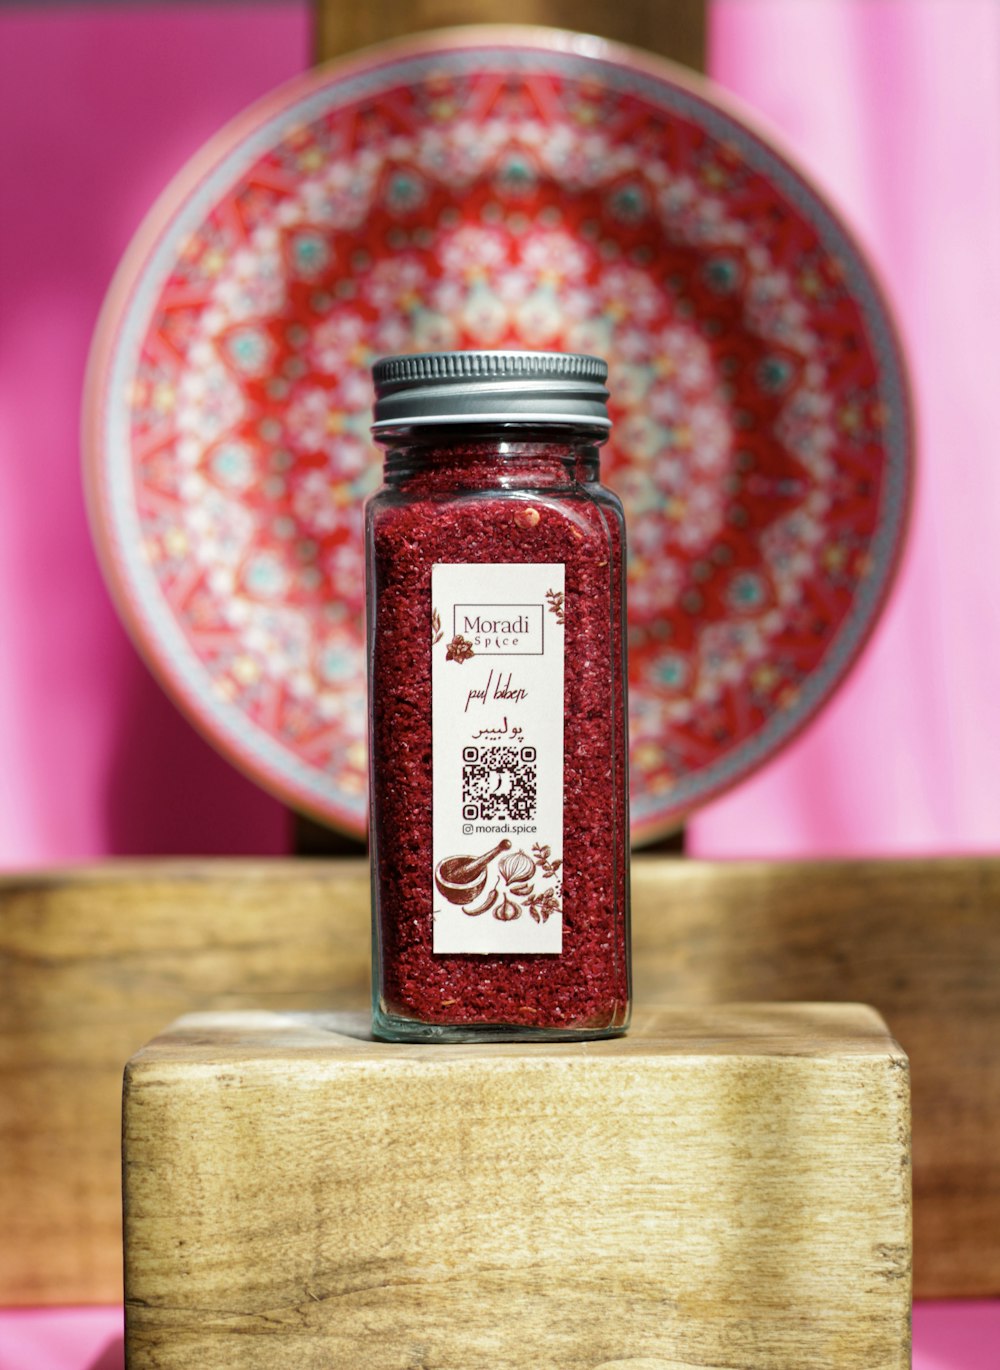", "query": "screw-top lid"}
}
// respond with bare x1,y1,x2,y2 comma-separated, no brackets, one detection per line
371,350,611,431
